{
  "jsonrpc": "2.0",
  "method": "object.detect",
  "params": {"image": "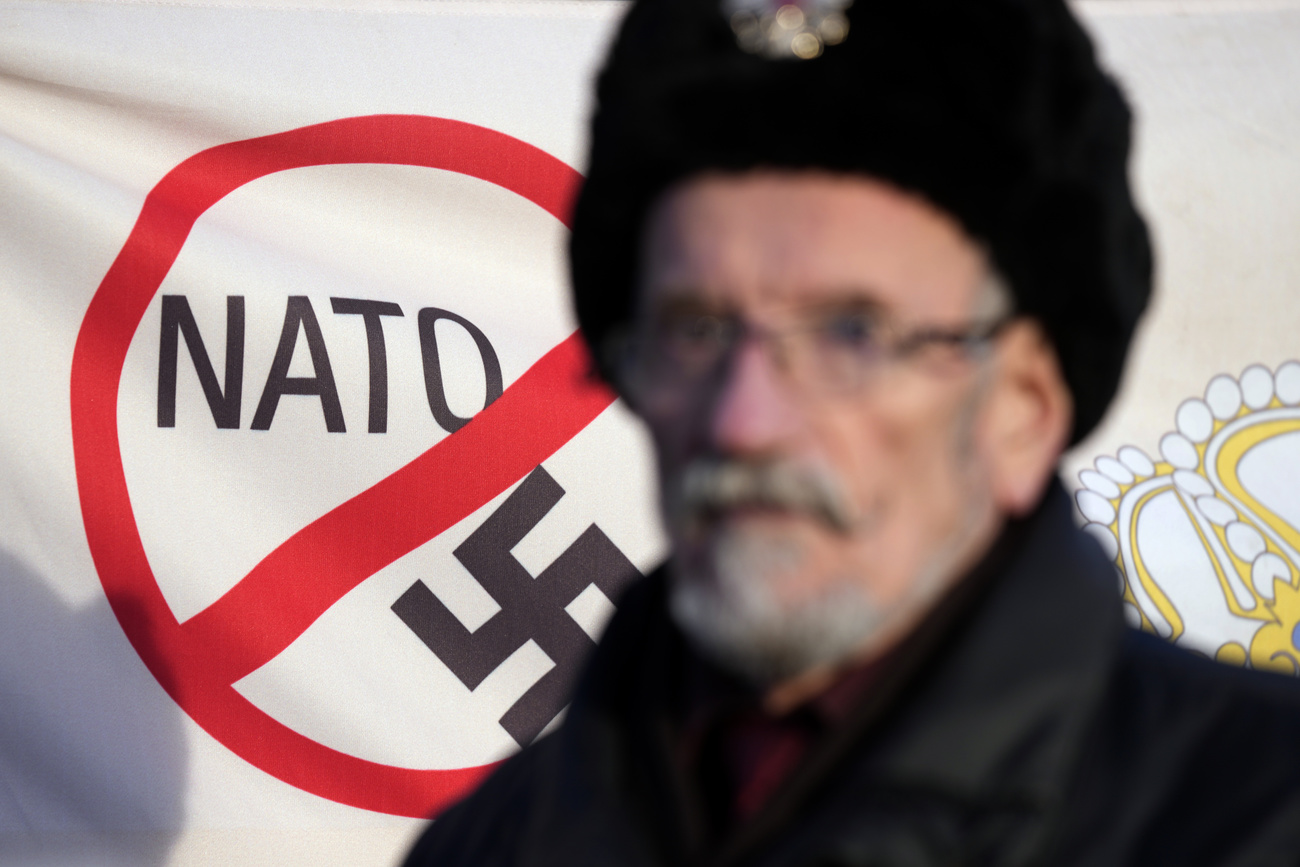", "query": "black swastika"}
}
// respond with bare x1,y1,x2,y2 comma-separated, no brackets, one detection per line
392,466,640,746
